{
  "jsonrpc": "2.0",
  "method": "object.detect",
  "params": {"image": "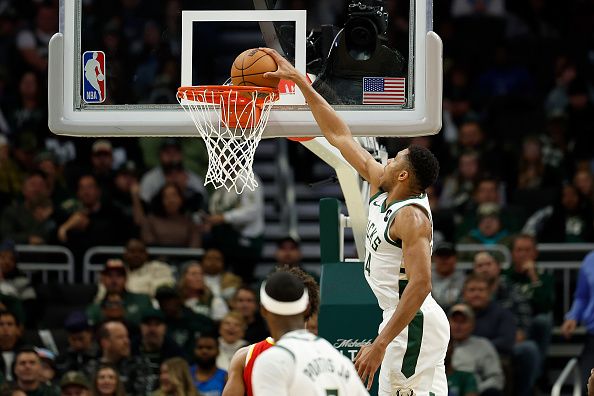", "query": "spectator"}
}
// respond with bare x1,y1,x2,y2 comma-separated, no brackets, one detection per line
439,150,481,211
139,138,207,210
462,274,540,396
152,357,199,396
96,321,146,395
0,172,59,245
205,173,264,282
566,79,594,162
529,184,594,243
0,239,37,302
511,136,558,210
86,259,153,326
6,72,46,135
274,237,302,268
449,303,504,396
0,135,23,207
457,177,525,240
134,182,201,248
560,251,594,392
35,348,57,385
123,238,174,296
201,248,242,305
504,234,554,360
34,151,70,208
91,364,126,396
87,140,115,200
459,203,513,246
574,168,594,207
111,161,140,225
99,294,127,324
12,347,59,395
230,287,269,344
96,239,174,300
59,371,91,396
474,249,534,330
216,312,247,370
0,240,37,324
179,262,229,321
55,311,99,379
0,292,25,326
431,242,466,311
58,175,132,261
472,251,503,296
131,308,183,393
446,341,478,396
0,310,24,381
274,237,319,283
155,286,215,357
190,333,227,396
15,5,57,72
589,369,593,396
